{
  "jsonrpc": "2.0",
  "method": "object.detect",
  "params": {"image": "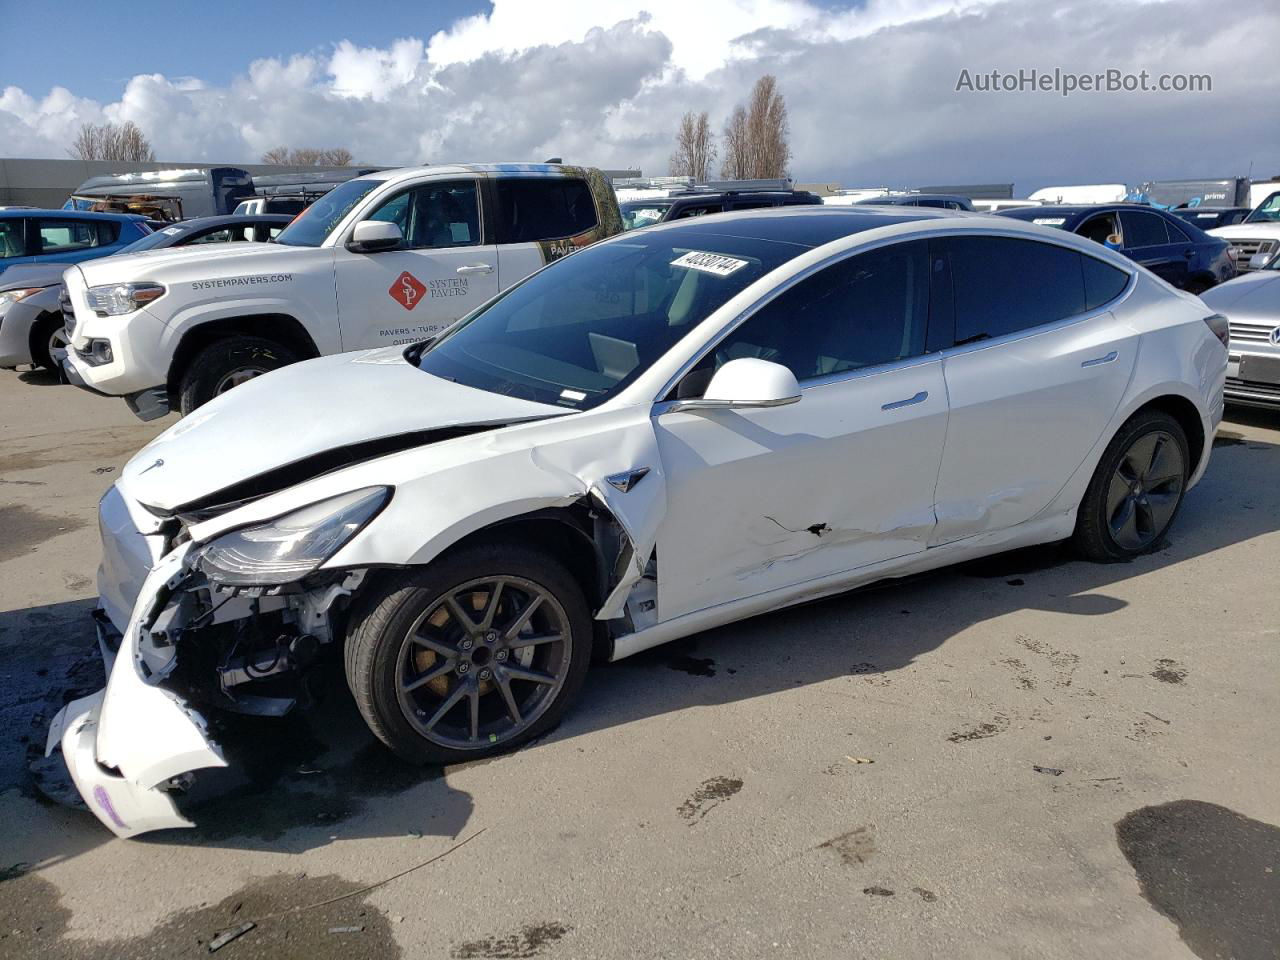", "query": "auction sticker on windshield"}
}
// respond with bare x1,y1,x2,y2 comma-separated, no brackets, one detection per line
671,251,751,277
